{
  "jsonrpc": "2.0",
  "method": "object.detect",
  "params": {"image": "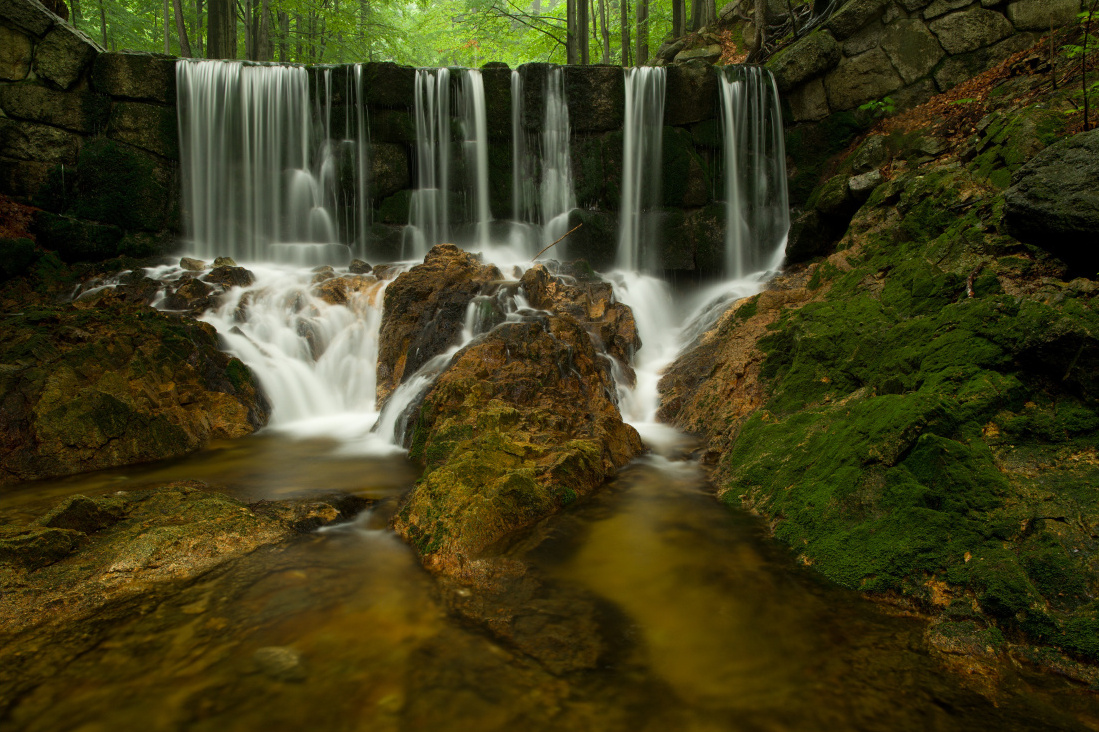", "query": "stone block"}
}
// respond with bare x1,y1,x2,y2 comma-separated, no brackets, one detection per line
897,0,933,9
480,64,512,141
69,138,171,231
892,78,939,111
658,209,694,270
923,0,978,20
363,62,415,108
0,25,33,80
882,19,946,84
767,30,841,92
0,83,109,133
564,65,625,133
824,48,906,110
0,158,53,199
371,109,415,144
1006,0,1081,30
571,133,609,209
933,32,1035,90
842,22,883,57
32,211,124,262
0,0,55,36
824,0,887,40
665,61,718,125
929,7,1014,54
519,62,551,130
786,78,831,122
685,204,726,274
662,126,711,208
0,117,79,163
371,143,410,200
91,52,176,103
107,101,179,159
33,22,100,89
565,208,617,269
